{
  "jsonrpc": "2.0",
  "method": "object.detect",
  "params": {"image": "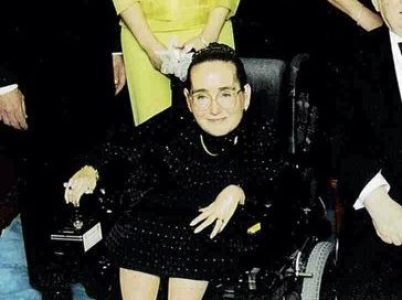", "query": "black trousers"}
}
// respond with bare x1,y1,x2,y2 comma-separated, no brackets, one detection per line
336,209,402,299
